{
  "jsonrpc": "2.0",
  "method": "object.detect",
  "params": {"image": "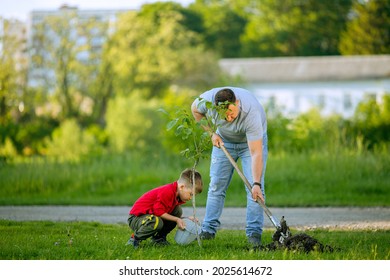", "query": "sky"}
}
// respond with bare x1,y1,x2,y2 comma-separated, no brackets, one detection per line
0,0,194,22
